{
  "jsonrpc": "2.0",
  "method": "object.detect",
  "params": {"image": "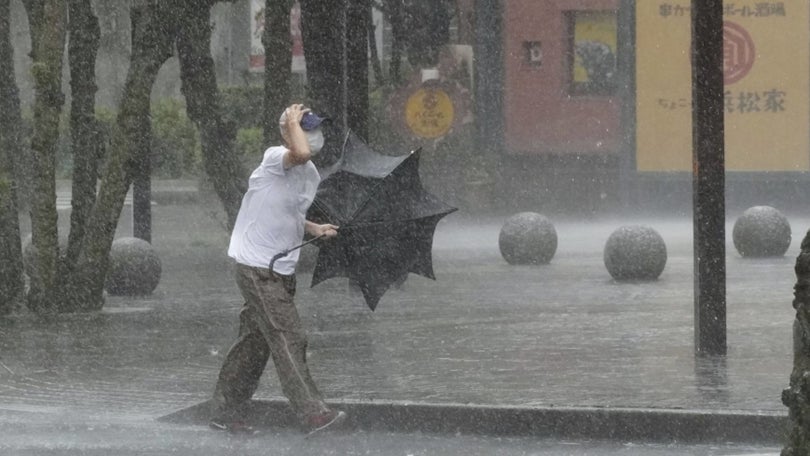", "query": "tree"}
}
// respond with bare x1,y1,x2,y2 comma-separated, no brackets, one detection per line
299,0,345,121
18,0,382,314
16,0,179,313
783,230,810,454
298,0,370,167
374,0,453,83
64,1,180,311
176,1,246,231
0,0,26,314
262,0,293,145
64,0,102,276
21,0,68,313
